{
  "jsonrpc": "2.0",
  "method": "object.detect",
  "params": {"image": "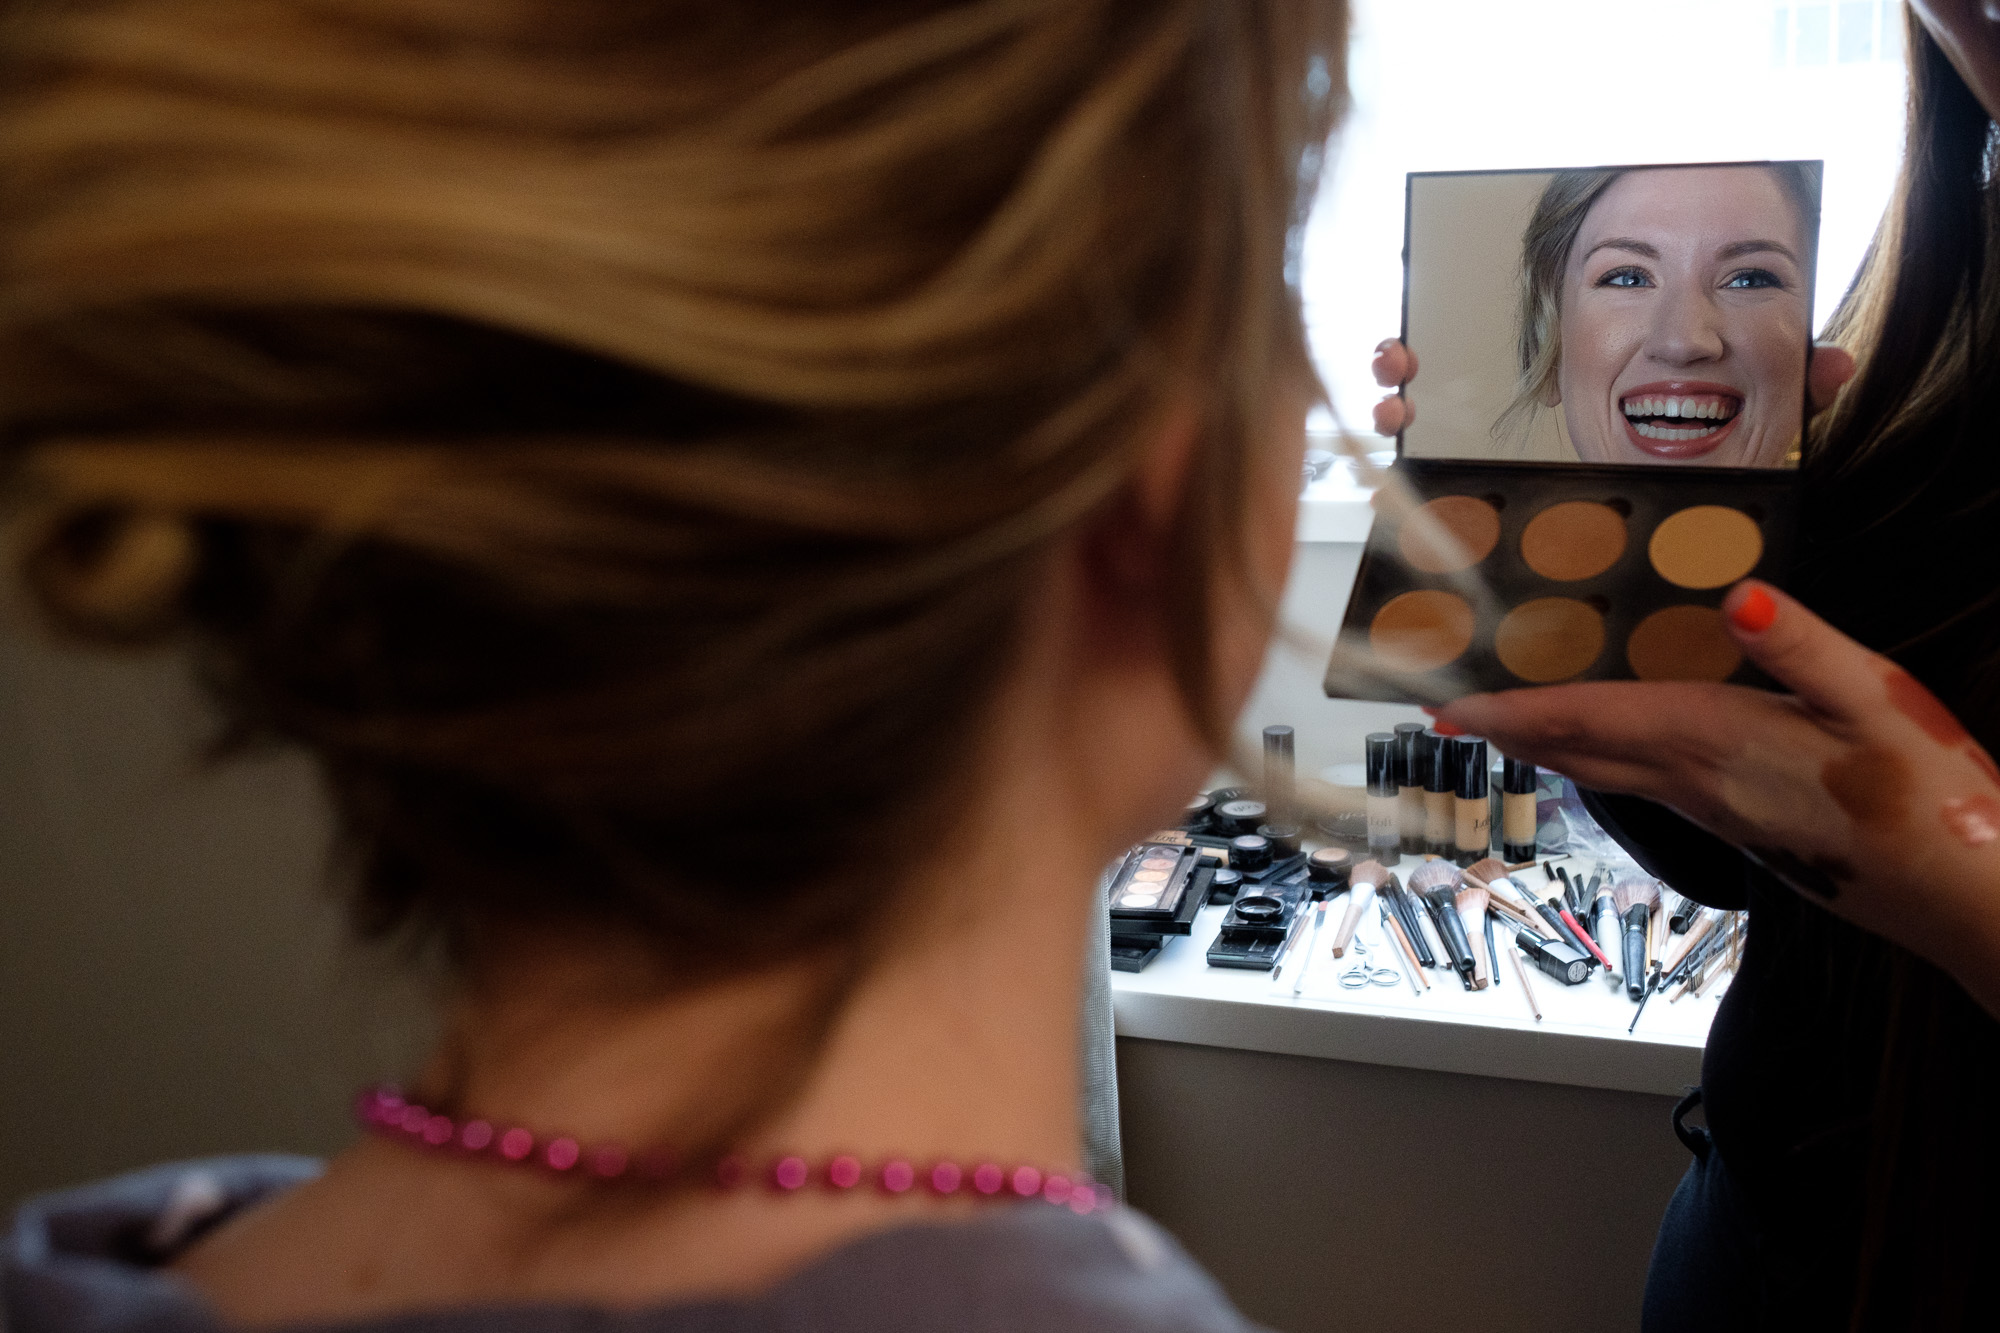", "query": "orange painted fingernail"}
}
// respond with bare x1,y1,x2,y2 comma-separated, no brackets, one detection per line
1431,719,1465,737
1728,585,1777,634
